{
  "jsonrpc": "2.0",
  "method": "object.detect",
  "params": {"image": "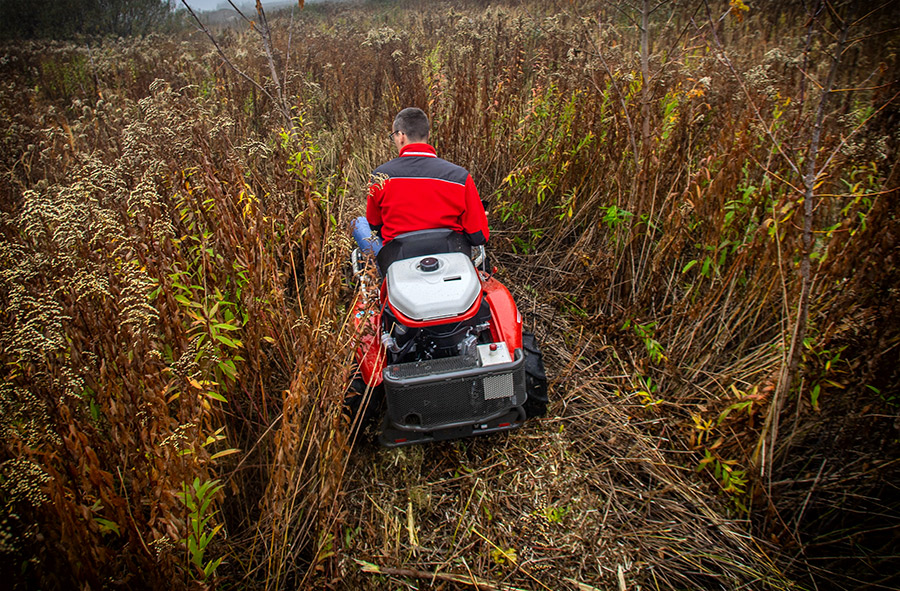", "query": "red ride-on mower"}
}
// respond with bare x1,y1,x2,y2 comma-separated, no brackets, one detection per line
347,229,548,447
